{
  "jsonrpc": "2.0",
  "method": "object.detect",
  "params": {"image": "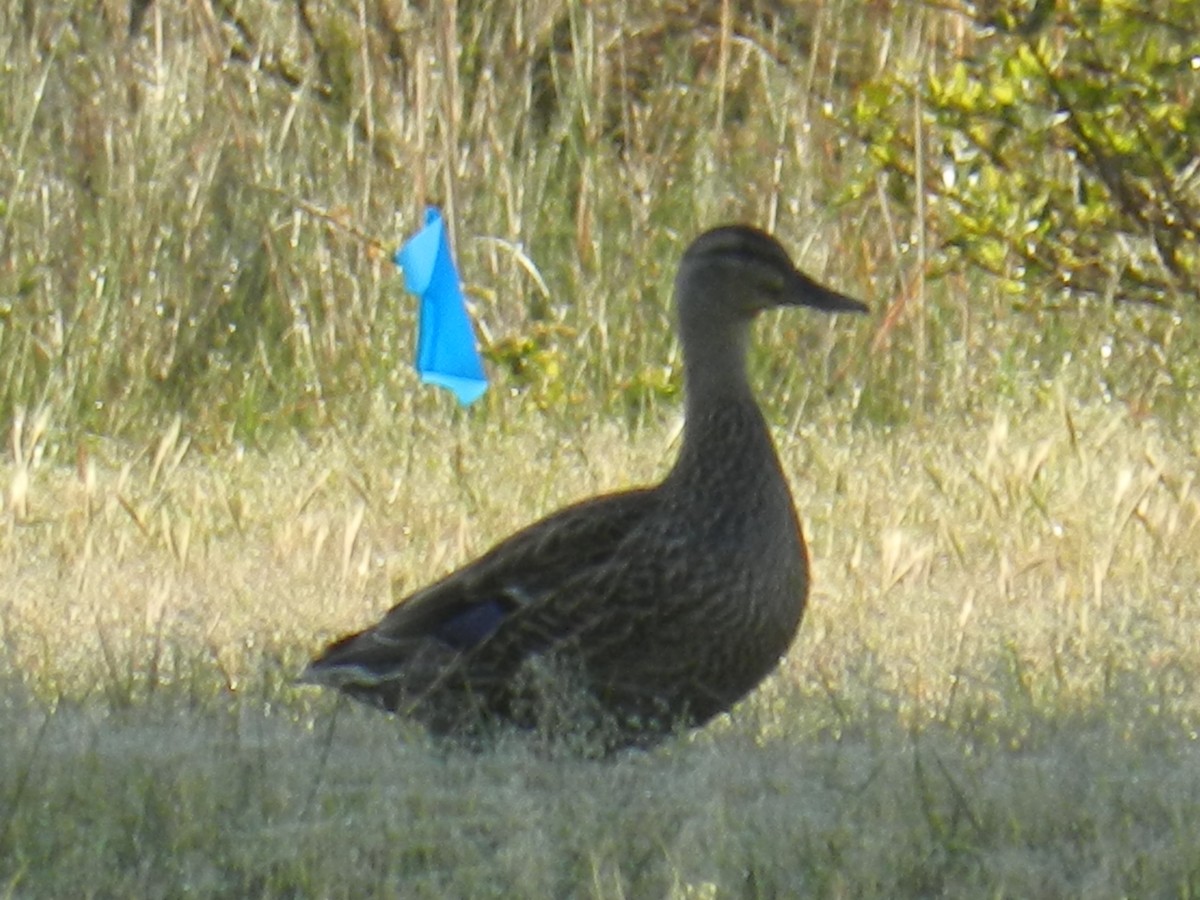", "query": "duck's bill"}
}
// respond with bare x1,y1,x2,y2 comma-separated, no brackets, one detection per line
791,271,870,314
810,288,869,314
